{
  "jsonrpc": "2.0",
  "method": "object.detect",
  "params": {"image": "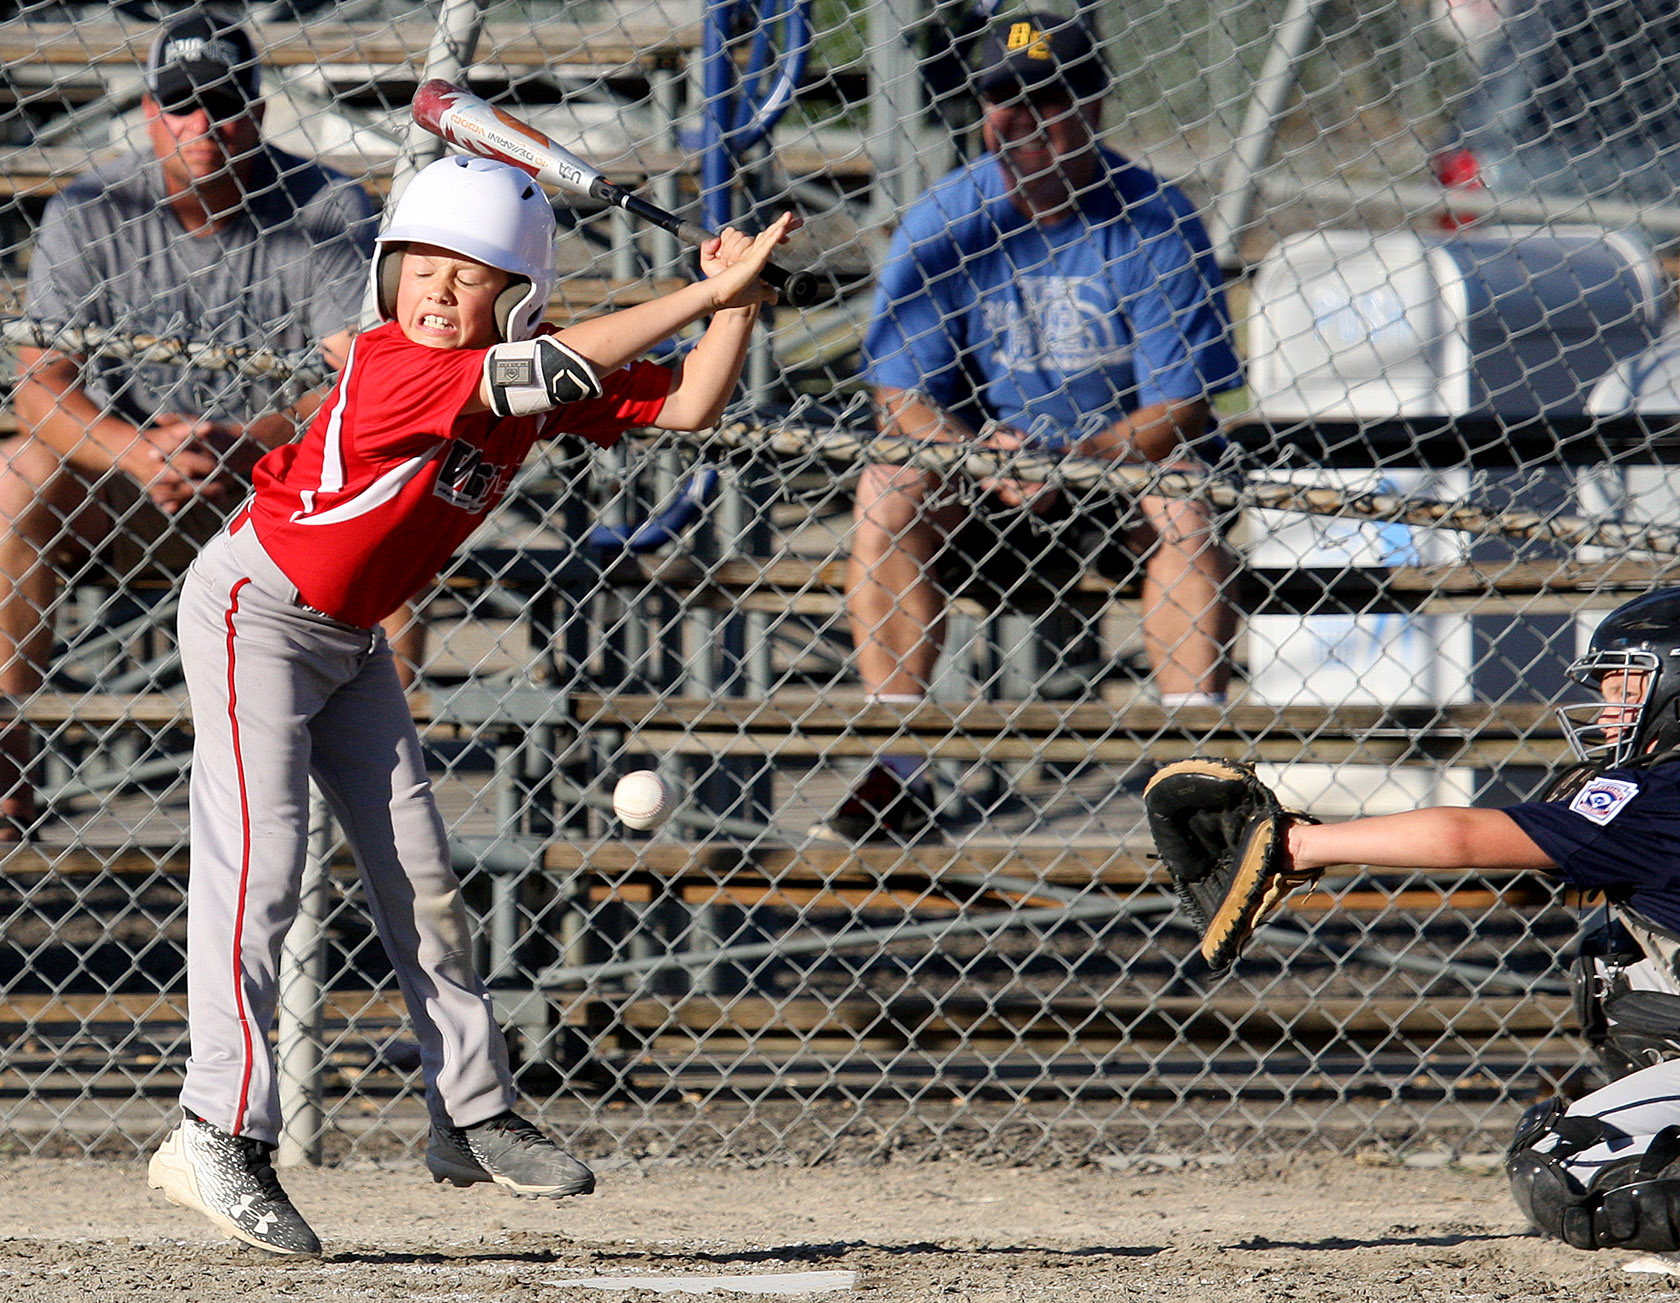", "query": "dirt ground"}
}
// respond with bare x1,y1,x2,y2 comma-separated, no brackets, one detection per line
4,1150,1679,1302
